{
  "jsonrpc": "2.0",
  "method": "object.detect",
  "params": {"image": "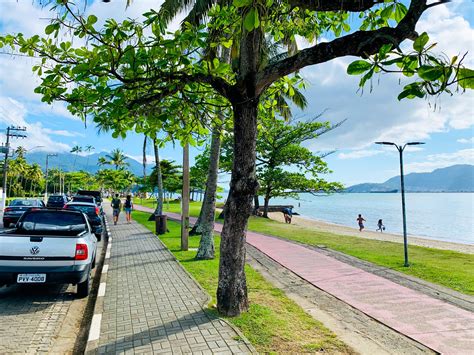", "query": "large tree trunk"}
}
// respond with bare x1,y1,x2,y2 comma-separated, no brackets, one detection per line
262,189,271,218
152,138,164,216
217,100,258,316
195,126,222,260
